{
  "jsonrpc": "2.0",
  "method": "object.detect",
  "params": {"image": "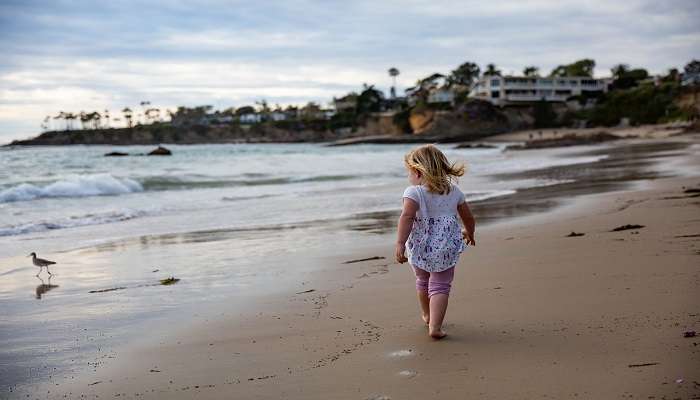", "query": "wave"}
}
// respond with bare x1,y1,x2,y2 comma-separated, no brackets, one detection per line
0,174,143,203
464,190,517,202
0,209,150,237
139,174,360,191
